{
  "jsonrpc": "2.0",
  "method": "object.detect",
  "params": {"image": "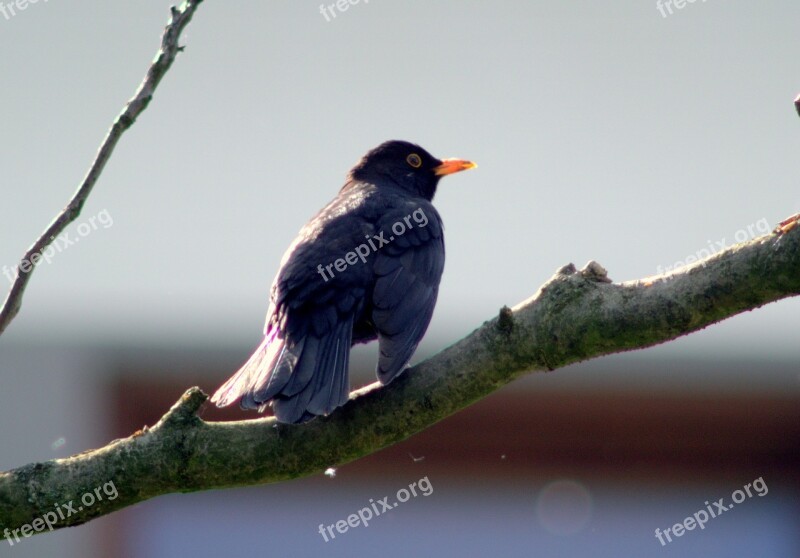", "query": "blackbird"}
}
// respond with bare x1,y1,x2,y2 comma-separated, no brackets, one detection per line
211,140,476,423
